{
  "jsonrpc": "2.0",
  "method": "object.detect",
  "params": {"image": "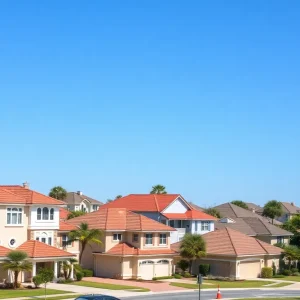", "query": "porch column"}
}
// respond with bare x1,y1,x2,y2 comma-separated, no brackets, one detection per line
54,262,58,280
32,262,37,277
70,264,74,279
236,261,240,279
